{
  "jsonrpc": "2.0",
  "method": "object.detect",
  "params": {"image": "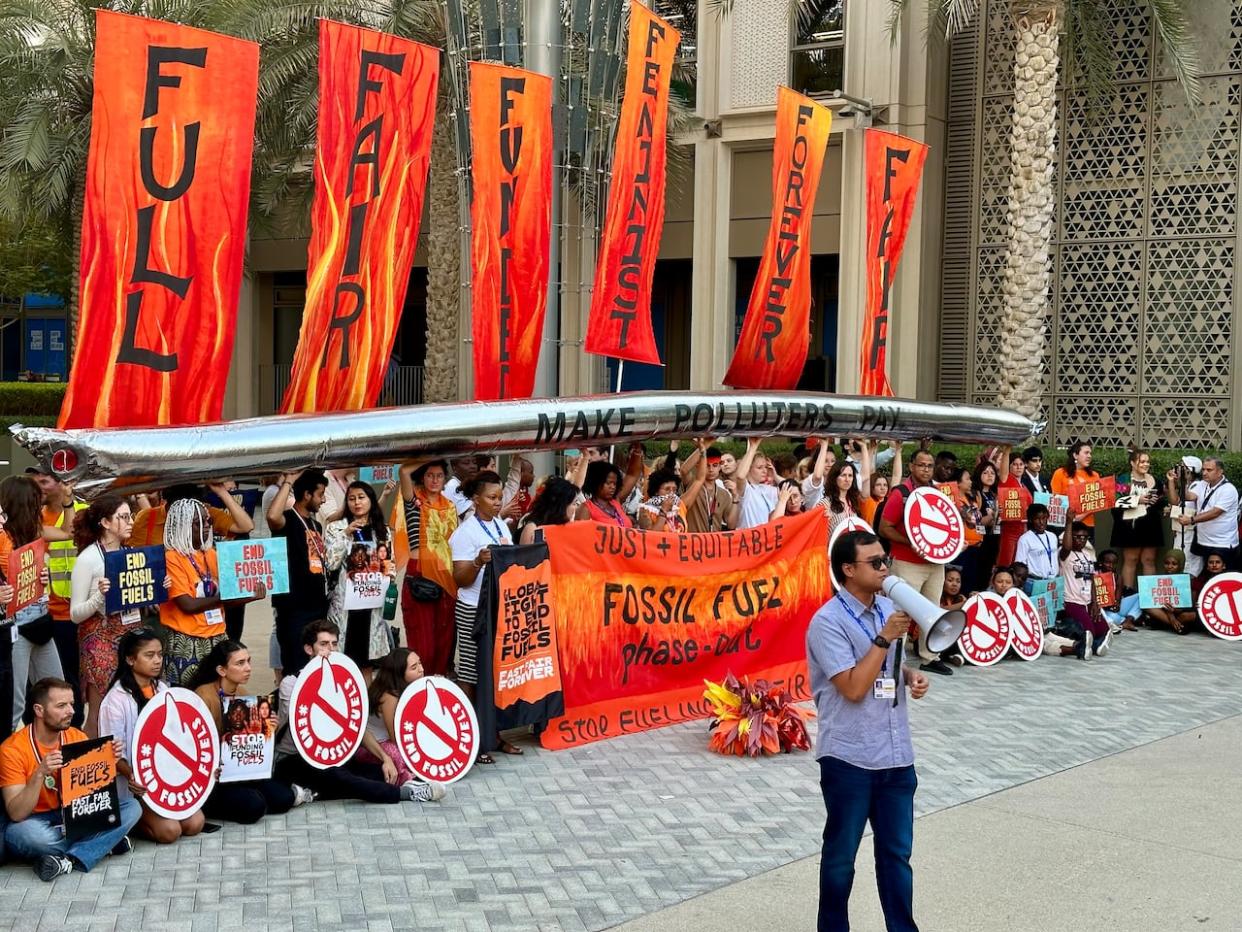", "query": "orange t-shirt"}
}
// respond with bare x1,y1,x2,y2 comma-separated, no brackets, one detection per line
859,497,880,526
1051,468,1099,527
159,549,225,638
130,504,234,549
0,725,90,813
